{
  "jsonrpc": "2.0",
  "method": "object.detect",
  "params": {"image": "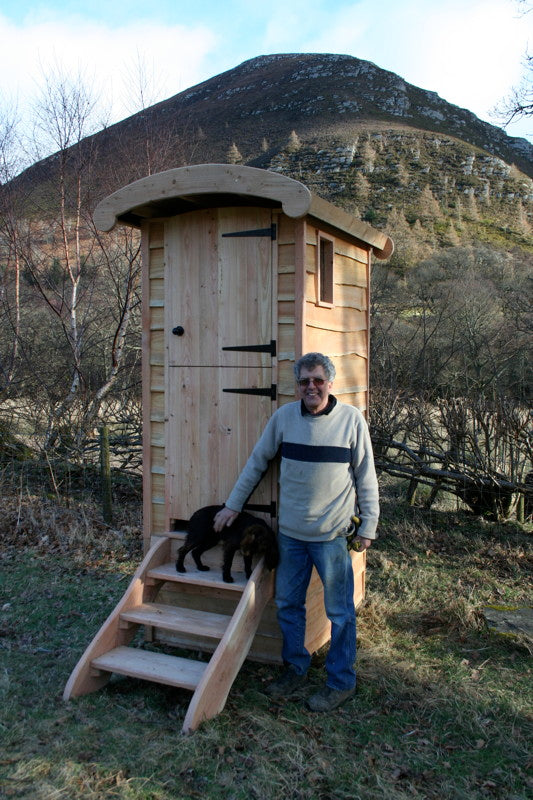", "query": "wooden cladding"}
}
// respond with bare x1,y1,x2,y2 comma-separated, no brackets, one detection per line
300,223,370,412
142,223,166,544
141,206,374,546
276,215,298,406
